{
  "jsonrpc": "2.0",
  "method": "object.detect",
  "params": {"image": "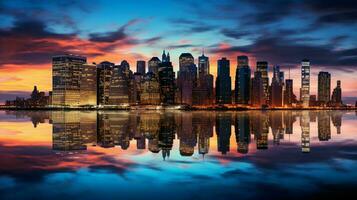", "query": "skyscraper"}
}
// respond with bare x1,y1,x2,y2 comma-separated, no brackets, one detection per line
256,61,269,103
52,55,87,106
177,53,196,105
251,71,265,107
331,80,342,106
80,63,97,106
216,57,232,104
194,52,214,105
136,60,146,75
97,61,114,105
301,59,310,107
237,66,251,104
198,52,209,78
148,57,161,76
271,65,283,107
159,51,175,104
108,65,129,105
284,79,294,106
235,56,250,104
141,72,161,105
318,71,331,105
